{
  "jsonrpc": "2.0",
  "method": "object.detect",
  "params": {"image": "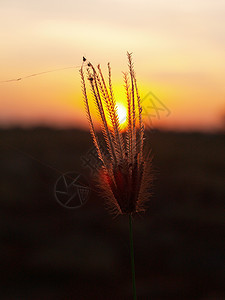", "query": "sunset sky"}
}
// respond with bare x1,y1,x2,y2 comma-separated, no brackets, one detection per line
1,0,225,131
